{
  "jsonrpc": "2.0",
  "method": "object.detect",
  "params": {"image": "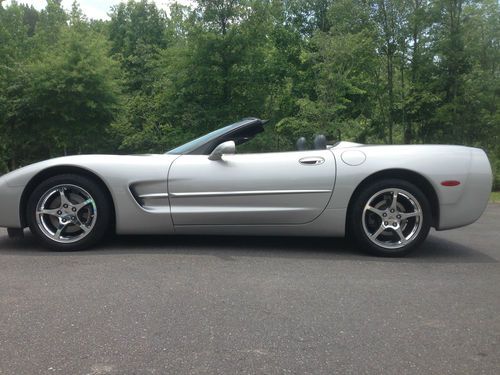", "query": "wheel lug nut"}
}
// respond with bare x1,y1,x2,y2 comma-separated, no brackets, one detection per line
63,204,68,208
390,209,395,213
72,207,76,212
382,213,387,217
62,218,66,223
393,223,397,227
57,210,62,215
396,215,401,219
384,221,388,225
